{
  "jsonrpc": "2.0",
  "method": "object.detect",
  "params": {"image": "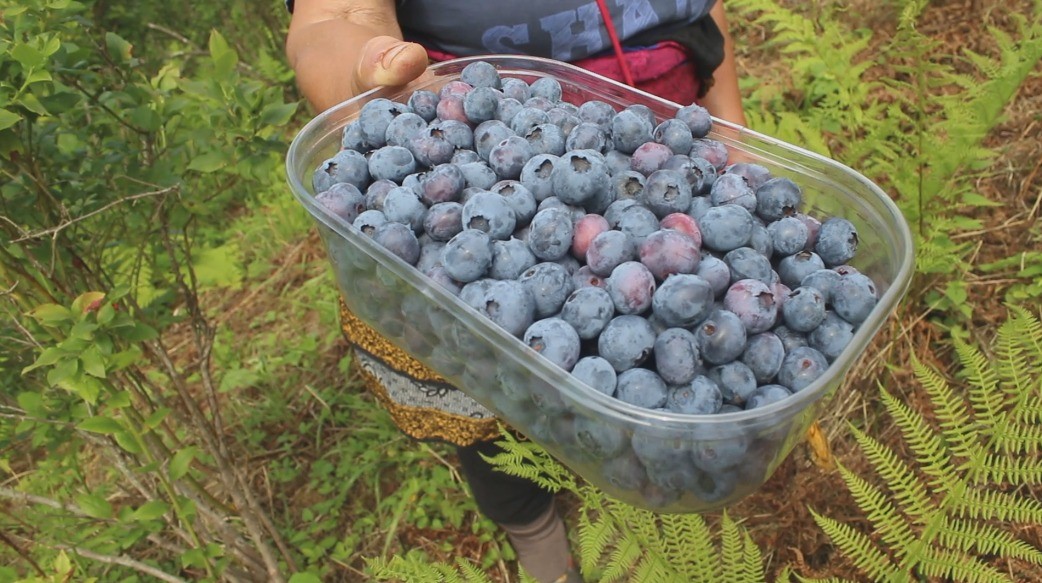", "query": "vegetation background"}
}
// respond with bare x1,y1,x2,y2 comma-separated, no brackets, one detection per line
1,0,1040,581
